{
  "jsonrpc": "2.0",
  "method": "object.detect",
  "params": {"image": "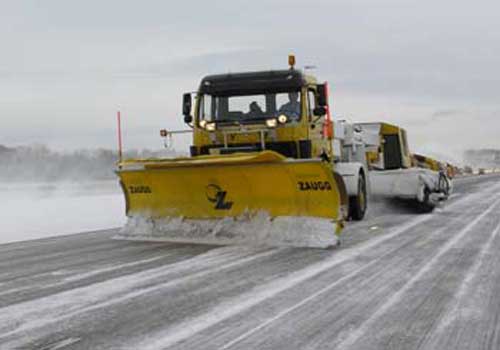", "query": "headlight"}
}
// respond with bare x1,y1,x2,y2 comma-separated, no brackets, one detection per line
199,120,207,128
266,118,278,128
278,114,288,124
205,122,216,132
